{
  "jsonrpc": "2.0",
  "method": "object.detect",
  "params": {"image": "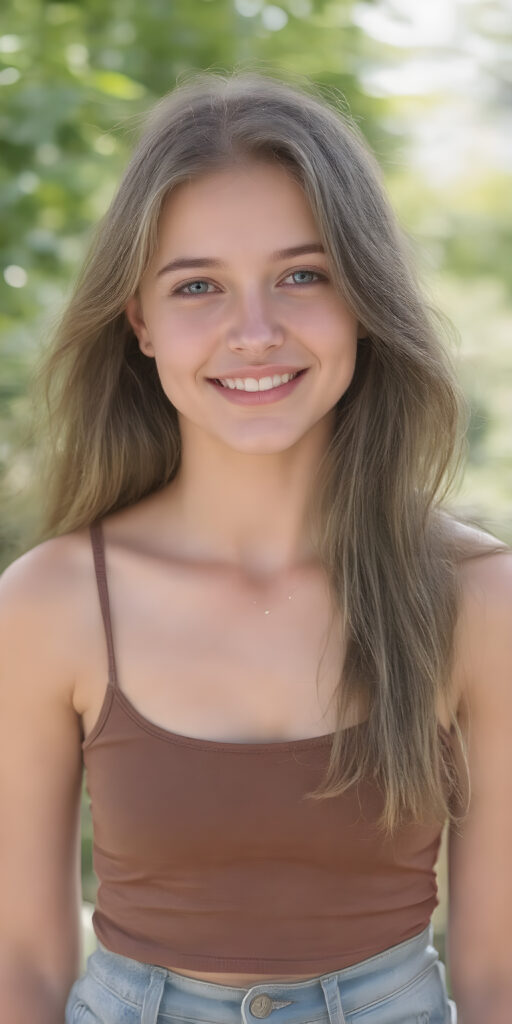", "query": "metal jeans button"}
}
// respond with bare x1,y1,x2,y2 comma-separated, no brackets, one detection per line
249,993,273,1018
